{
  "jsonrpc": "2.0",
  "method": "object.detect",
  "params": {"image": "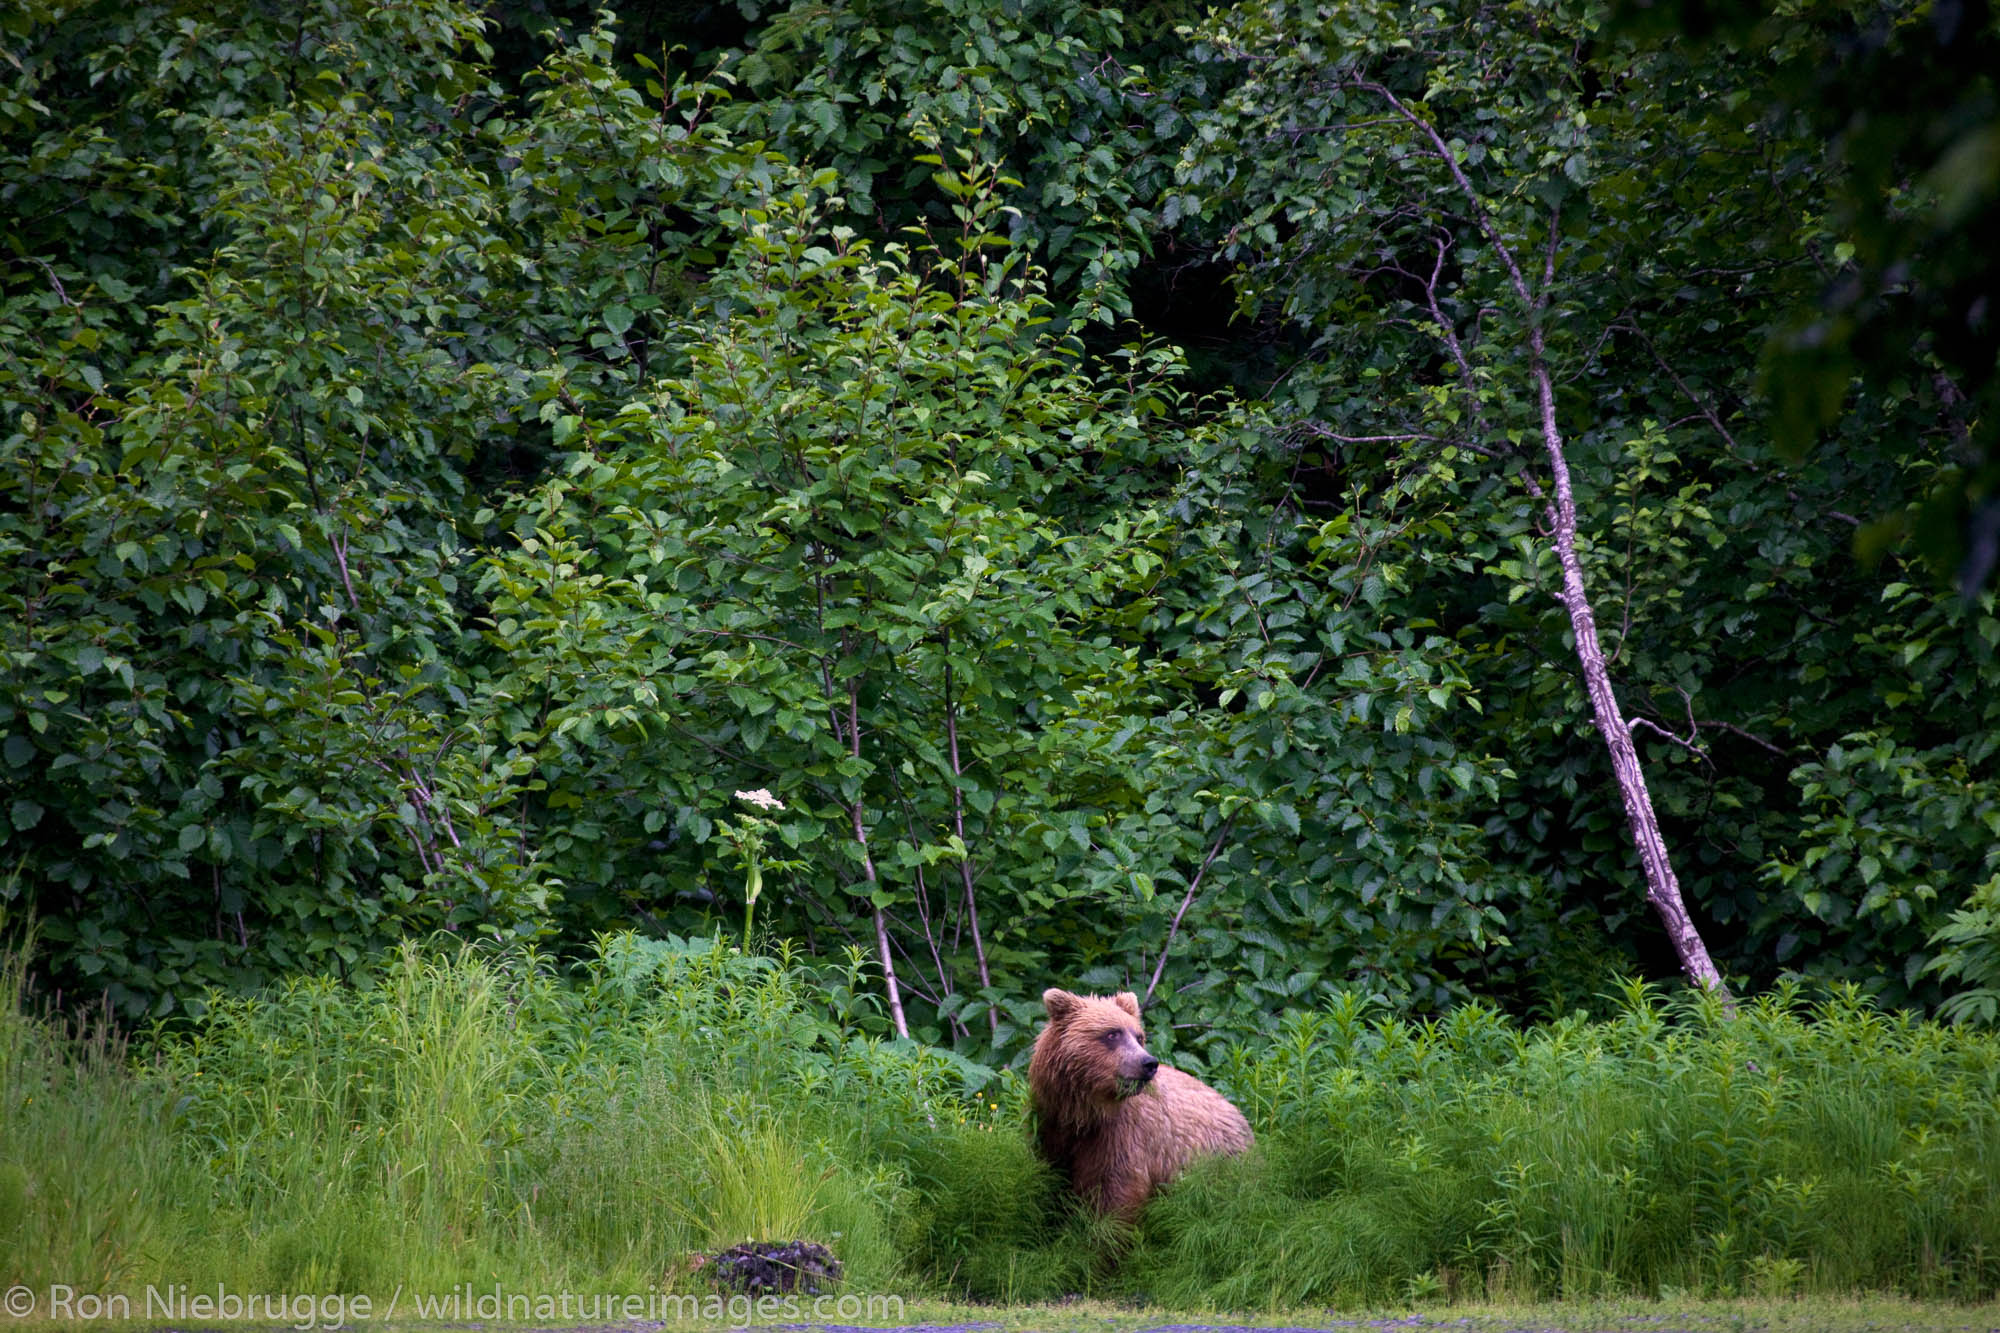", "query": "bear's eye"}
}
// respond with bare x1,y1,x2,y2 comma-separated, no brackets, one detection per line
1098,1031,1121,1048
